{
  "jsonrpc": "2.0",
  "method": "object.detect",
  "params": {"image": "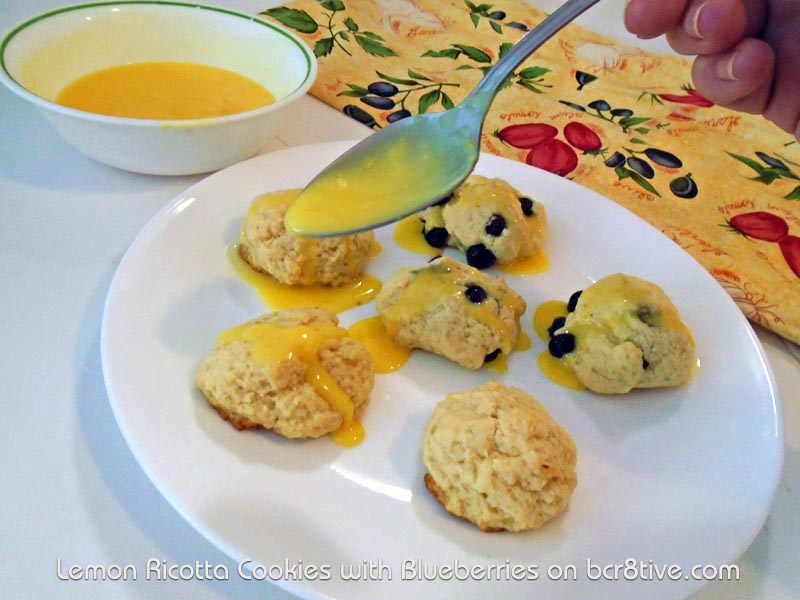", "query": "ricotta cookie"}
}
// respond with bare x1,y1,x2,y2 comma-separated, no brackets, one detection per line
422,381,577,532
549,273,696,394
195,307,374,440
419,175,547,269
375,256,526,369
239,189,375,286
